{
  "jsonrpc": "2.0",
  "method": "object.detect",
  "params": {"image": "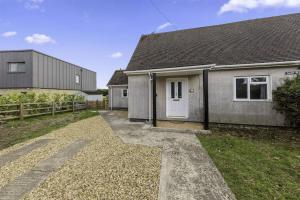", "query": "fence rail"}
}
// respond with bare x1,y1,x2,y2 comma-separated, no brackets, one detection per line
0,101,87,121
